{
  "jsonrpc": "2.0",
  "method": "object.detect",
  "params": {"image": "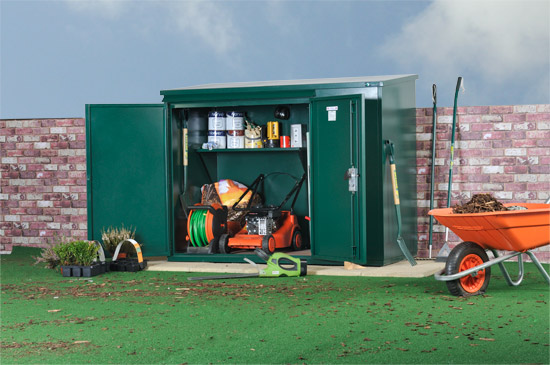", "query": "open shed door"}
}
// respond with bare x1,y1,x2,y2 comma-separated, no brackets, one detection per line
310,95,362,262
86,104,170,257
